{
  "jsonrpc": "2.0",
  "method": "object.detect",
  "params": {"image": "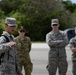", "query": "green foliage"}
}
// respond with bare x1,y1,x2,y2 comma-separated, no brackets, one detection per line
0,9,5,19
73,9,76,17
0,9,5,33
0,19,5,34
0,0,76,41
63,0,76,13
